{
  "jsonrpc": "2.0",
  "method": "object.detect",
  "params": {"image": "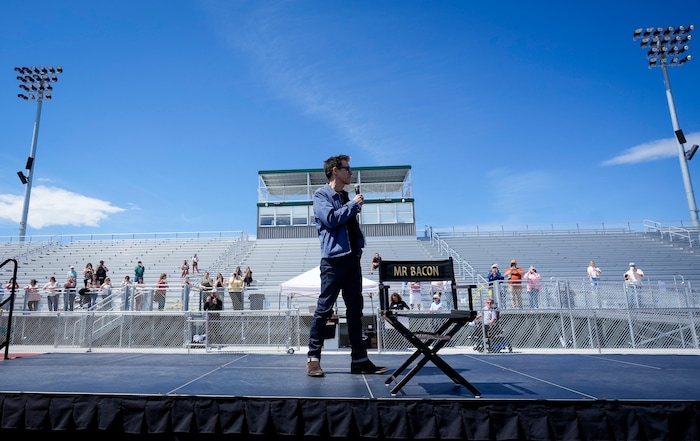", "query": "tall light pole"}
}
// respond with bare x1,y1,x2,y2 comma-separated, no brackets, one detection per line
14,65,62,242
633,26,699,227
